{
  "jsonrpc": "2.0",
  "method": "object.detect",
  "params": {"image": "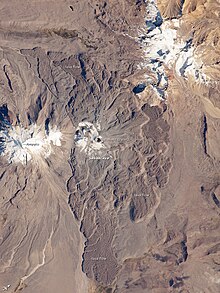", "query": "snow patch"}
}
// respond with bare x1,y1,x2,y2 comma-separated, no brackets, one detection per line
175,47,208,82
137,0,209,99
74,121,106,155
